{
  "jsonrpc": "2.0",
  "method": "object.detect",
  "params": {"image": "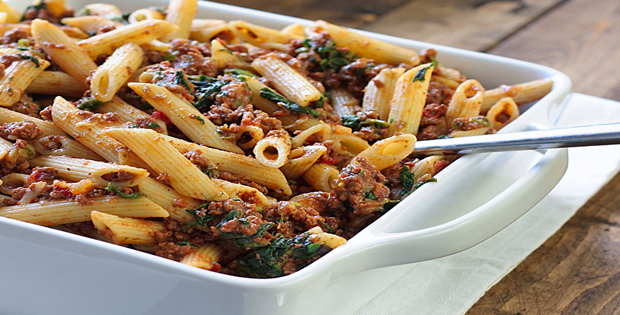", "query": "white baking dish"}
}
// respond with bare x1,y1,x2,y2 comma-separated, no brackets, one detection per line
0,1,571,314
